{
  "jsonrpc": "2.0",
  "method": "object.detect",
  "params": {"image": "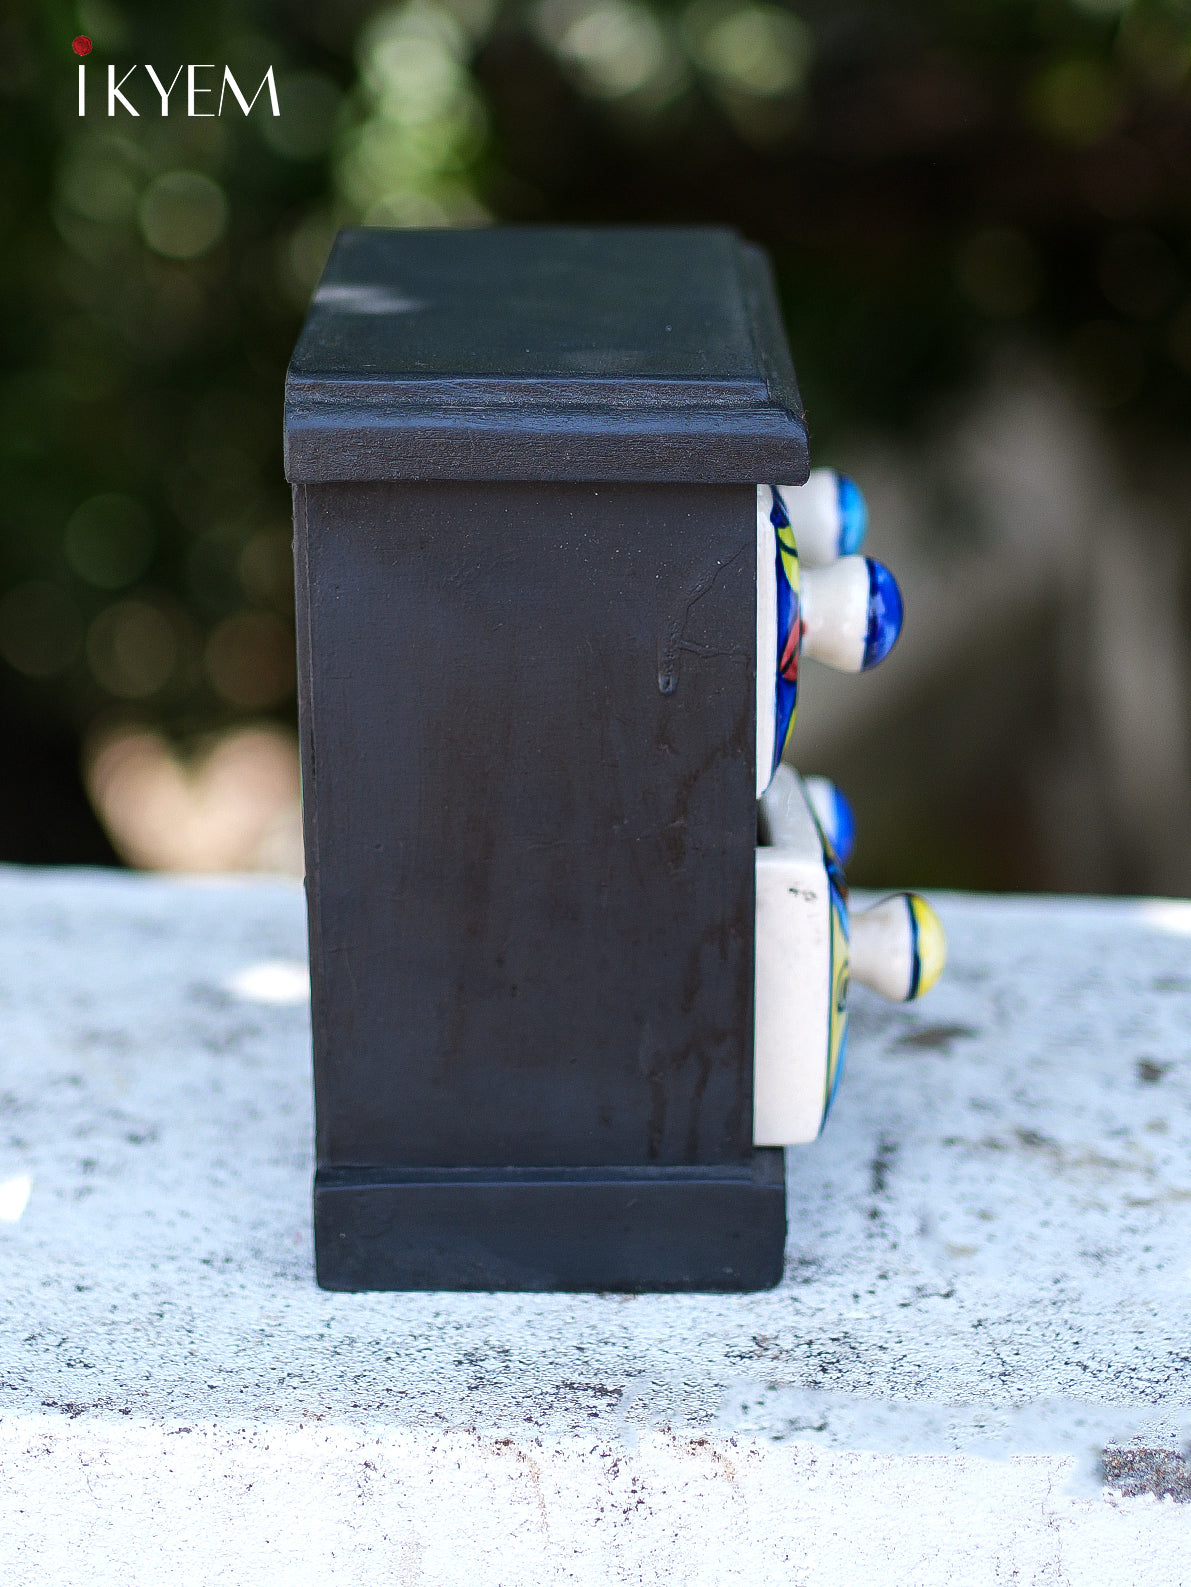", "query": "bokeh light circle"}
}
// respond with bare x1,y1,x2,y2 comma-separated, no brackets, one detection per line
139,172,229,261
